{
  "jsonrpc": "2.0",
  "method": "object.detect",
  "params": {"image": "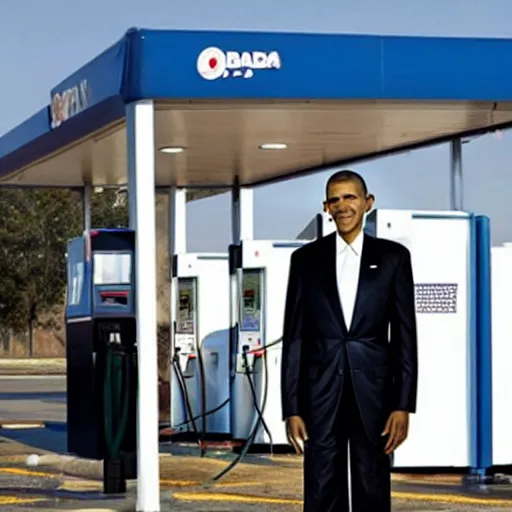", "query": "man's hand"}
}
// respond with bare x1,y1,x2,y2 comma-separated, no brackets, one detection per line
286,415,308,454
382,410,409,455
